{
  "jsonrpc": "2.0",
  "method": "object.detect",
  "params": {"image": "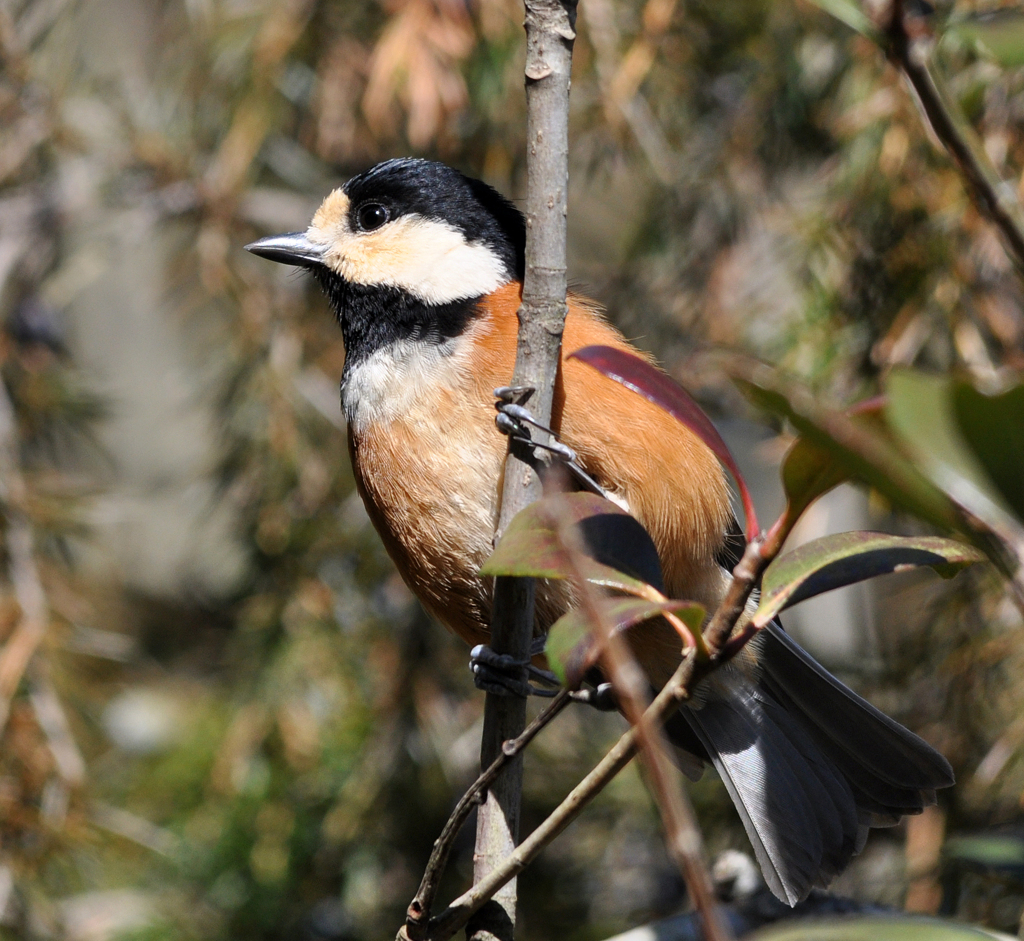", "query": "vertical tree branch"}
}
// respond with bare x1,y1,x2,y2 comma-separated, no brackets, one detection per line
401,692,572,941
469,2,577,939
